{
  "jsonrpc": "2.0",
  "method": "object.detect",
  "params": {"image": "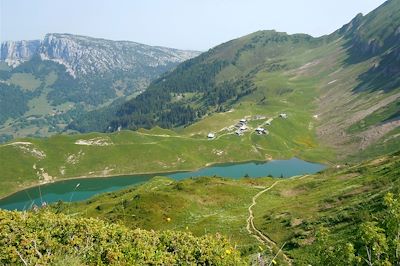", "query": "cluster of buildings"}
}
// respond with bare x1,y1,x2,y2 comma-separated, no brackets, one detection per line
235,119,249,136
207,113,288,139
